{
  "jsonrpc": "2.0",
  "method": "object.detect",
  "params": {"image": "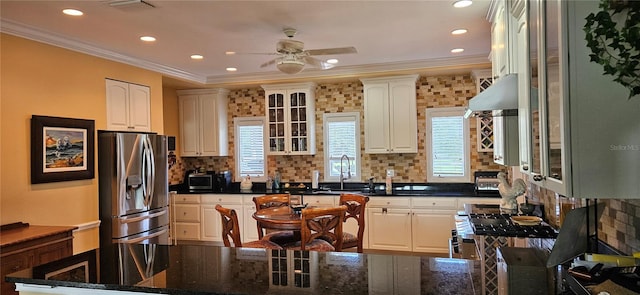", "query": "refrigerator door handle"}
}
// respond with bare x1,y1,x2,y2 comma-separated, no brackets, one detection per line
115,226,168,244
119,208,168,225
142,136,155,208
